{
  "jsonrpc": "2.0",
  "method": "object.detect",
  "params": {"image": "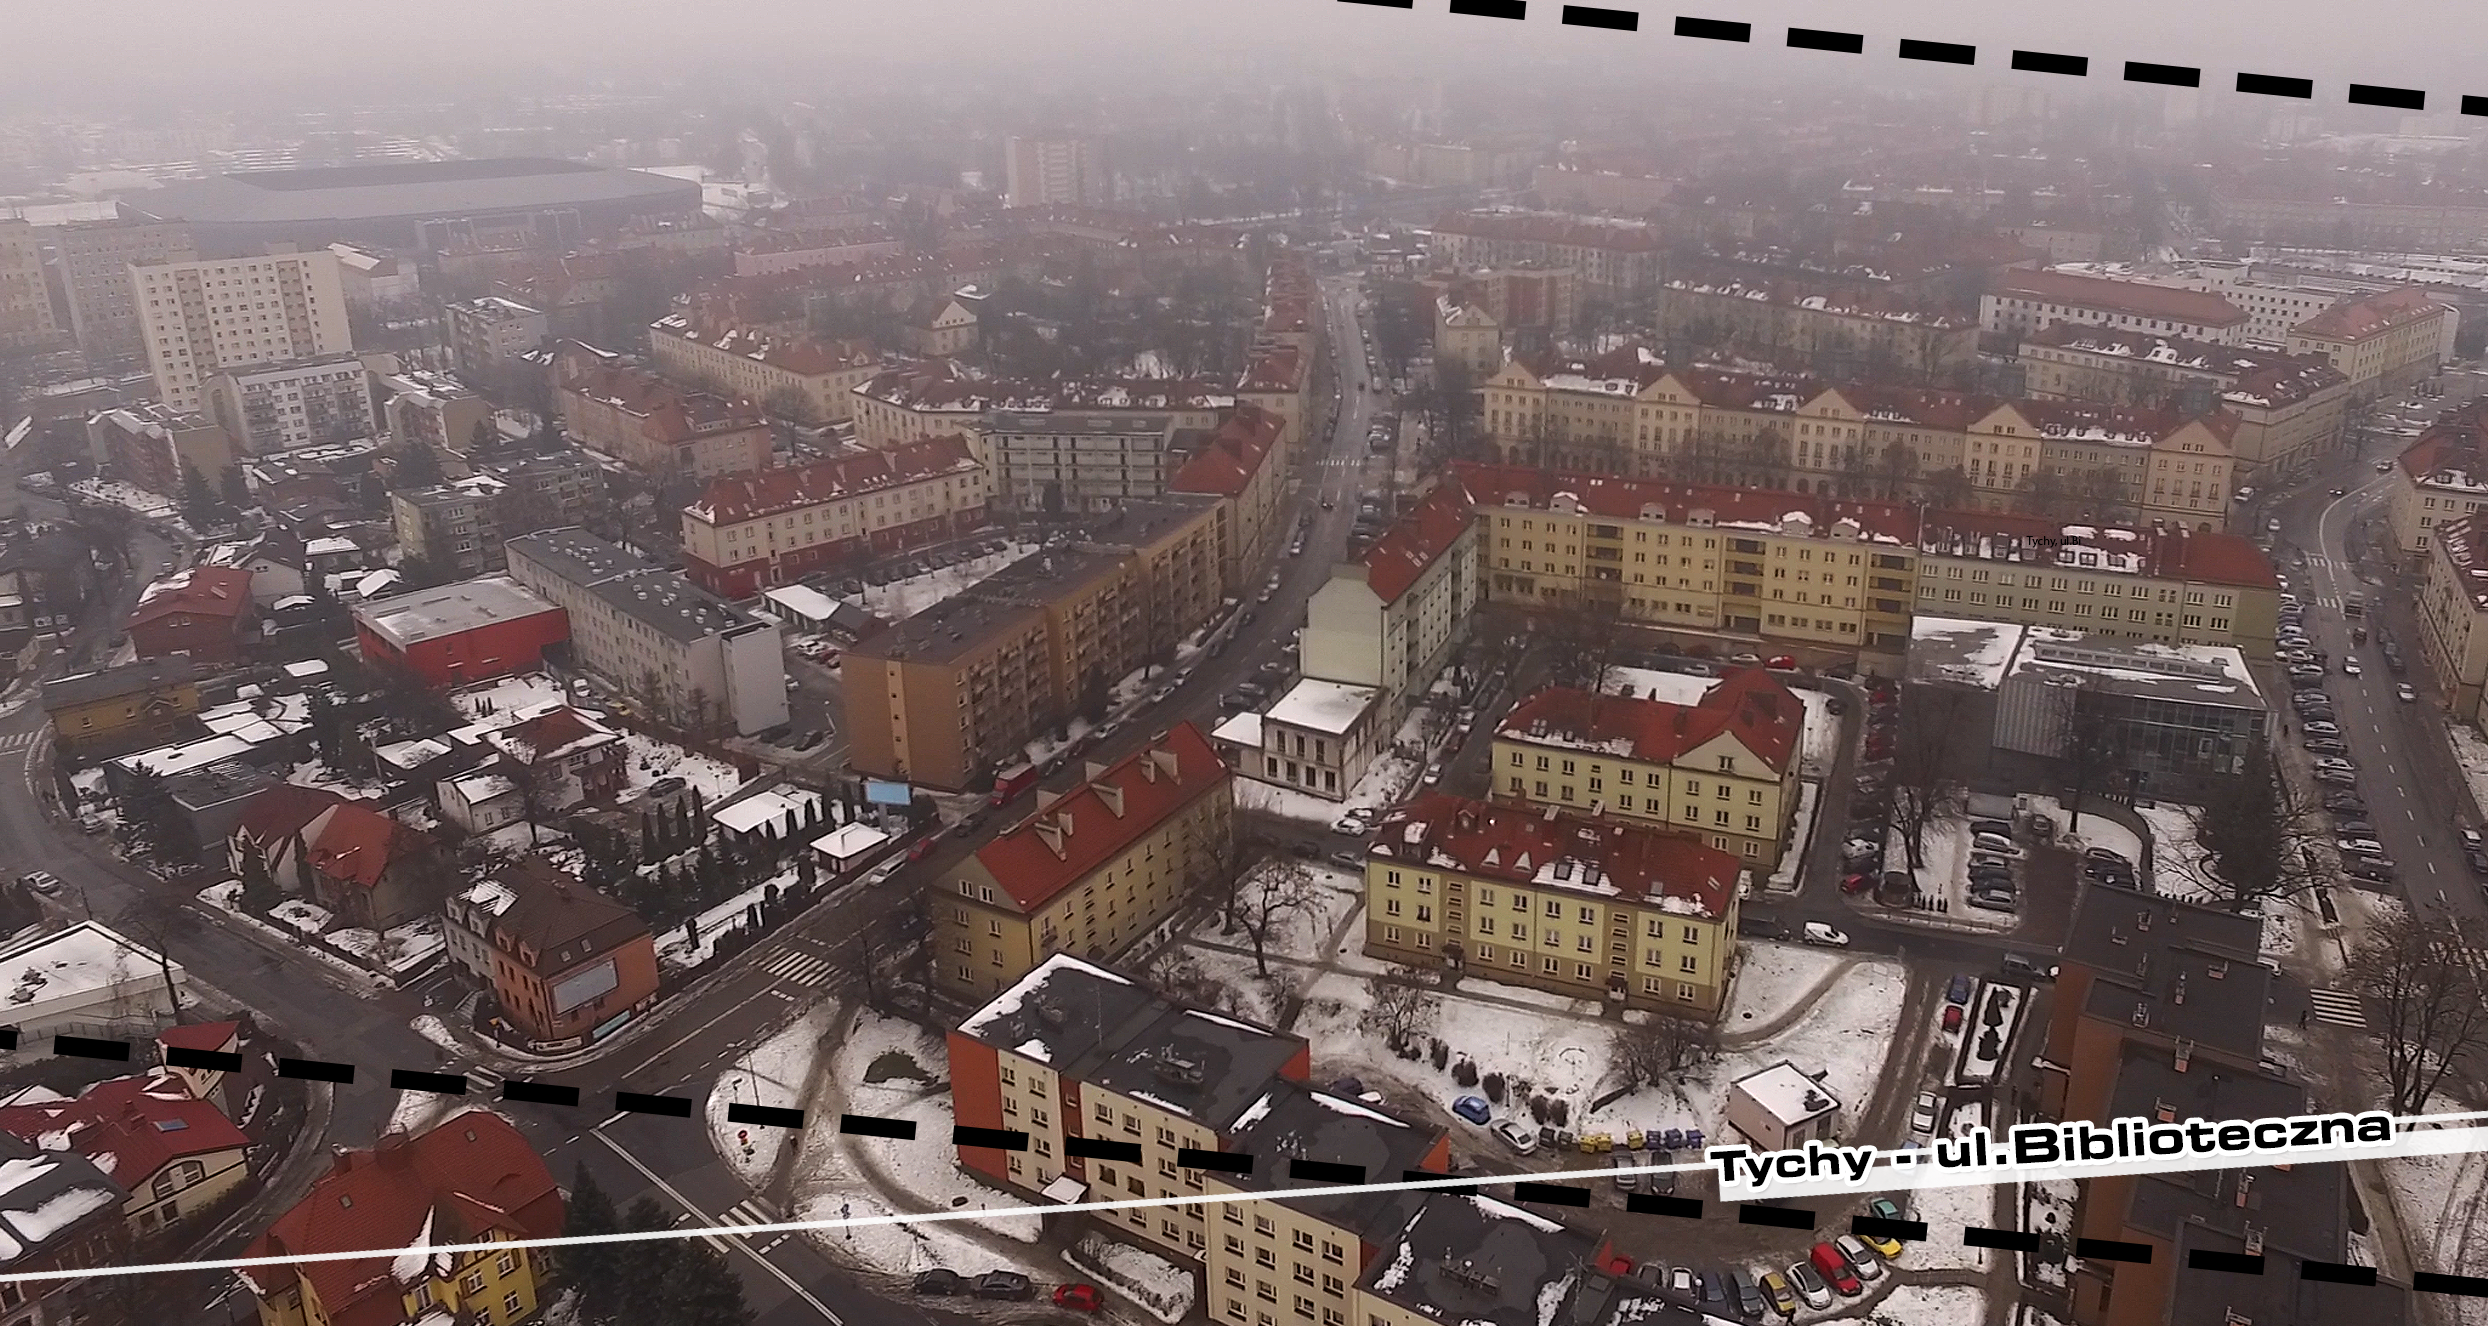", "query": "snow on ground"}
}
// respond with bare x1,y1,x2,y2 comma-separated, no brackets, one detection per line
2384,1143,2488,1290
2024,1179,2079,1291
268,899,332,935
1898,1177,1994,1272
657,863,801,973
1233,750,1421,826
2134,802,2216,903
324,919,446,976
1068,1234,1197,1325
69,478,176,520
384,1096,499,1141
620,732,749,802
832,1010,1041,1243
705,1000,838,1186
1767,780,1820,892
286,757,392,802
793,1190,1019,1281
1861,1284,1983,1326
2023,795,2141,866
856,543,1035,620
1885,814,2012,929
1724,942,1846,1032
